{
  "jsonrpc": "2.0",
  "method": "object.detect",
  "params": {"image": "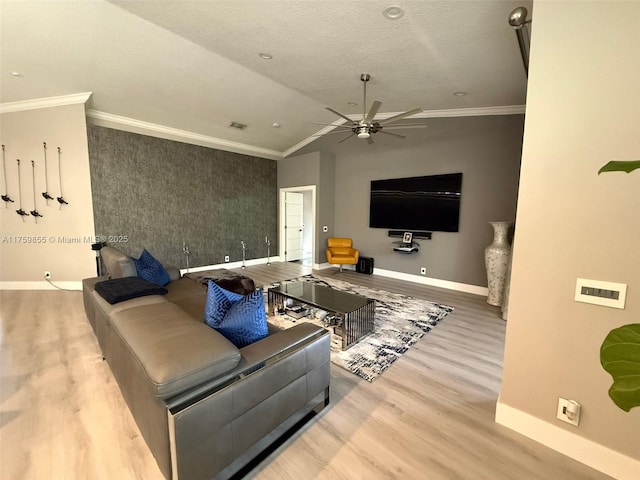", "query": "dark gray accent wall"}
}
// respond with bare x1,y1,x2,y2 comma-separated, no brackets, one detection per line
87,126,277,269
293,114,524,287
